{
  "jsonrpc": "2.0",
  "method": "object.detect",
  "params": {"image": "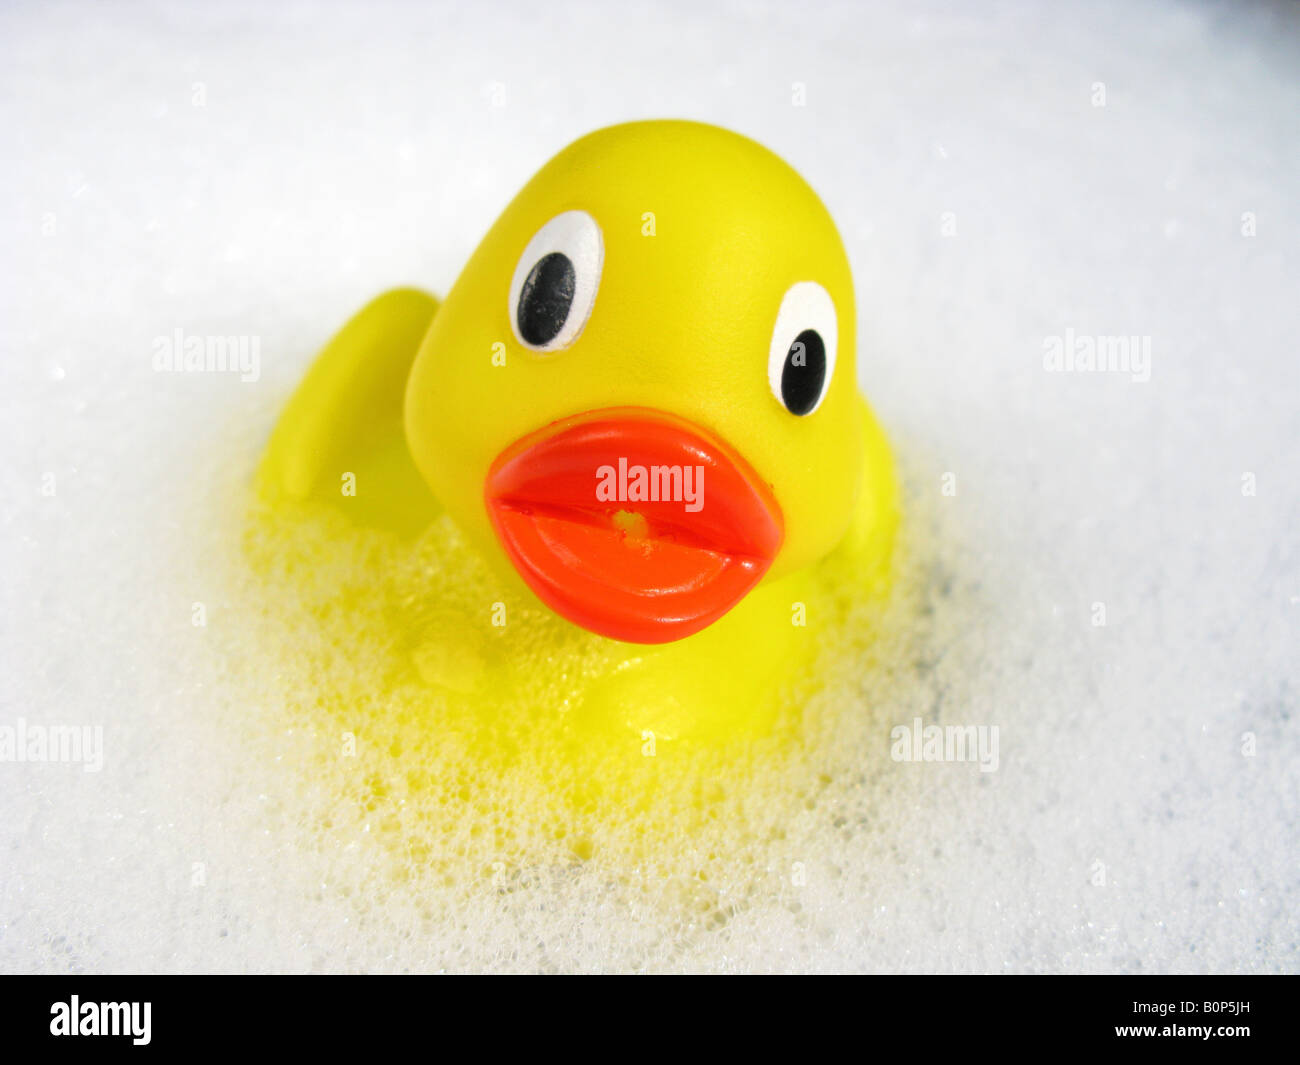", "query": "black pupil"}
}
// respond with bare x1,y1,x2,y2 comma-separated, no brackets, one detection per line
517,252,576,346
781,329,826,415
